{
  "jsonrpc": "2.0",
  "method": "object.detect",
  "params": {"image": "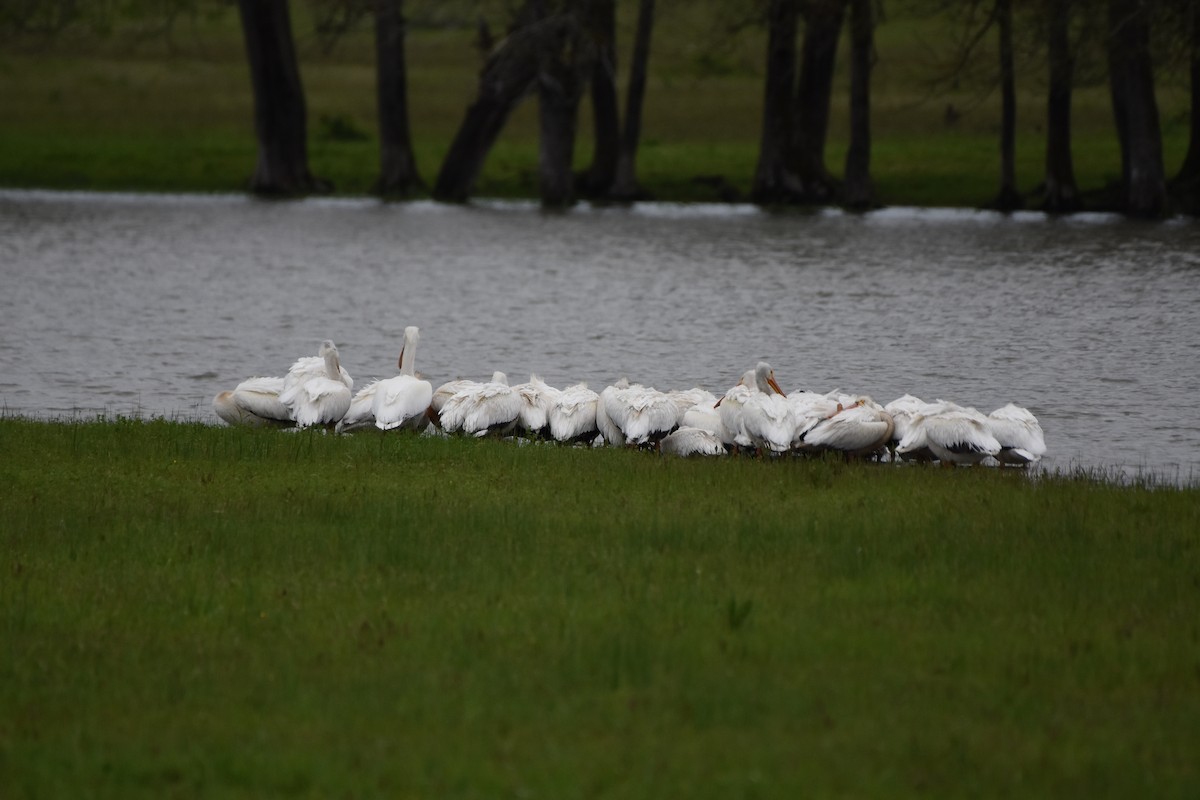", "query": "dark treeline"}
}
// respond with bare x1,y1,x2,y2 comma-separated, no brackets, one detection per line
4,0,1200,217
